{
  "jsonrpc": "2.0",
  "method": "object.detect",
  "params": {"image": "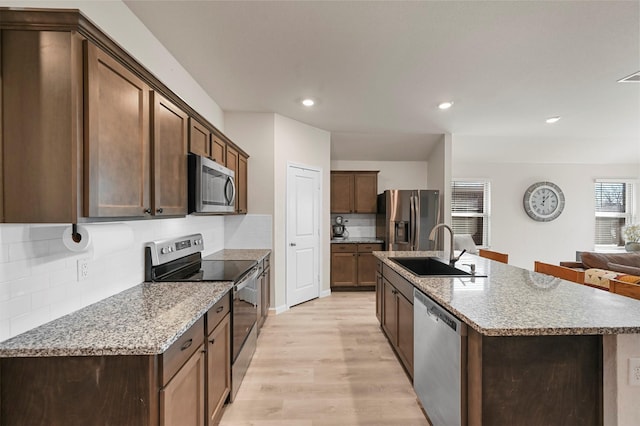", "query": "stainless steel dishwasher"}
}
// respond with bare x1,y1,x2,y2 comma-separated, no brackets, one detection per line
414,288,467,426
